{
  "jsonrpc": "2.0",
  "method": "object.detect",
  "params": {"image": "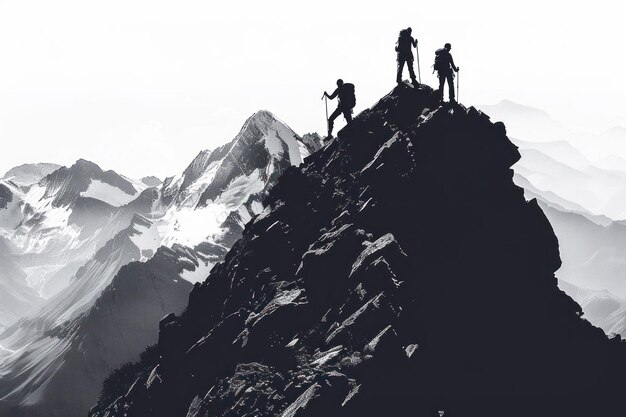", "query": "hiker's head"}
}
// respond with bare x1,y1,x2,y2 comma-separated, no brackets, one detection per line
445,43,452,51
336,79,344,87
406,27,412,35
